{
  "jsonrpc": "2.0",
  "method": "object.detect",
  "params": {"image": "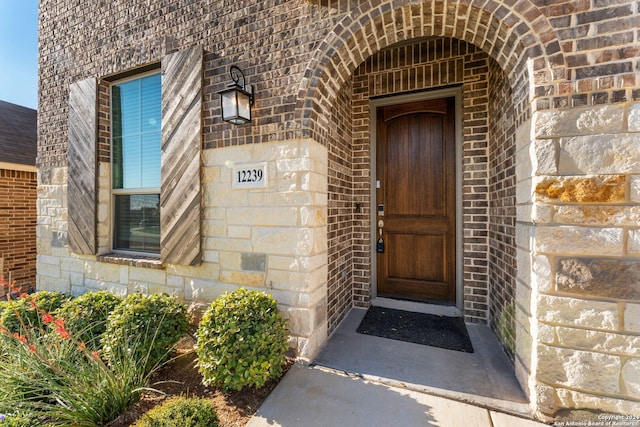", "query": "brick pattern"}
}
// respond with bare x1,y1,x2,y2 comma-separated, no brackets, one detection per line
488,59,517,359
39,1,639,169
533,0,640,111
326,76,354,332
351,39,492,323
0,169,37,288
